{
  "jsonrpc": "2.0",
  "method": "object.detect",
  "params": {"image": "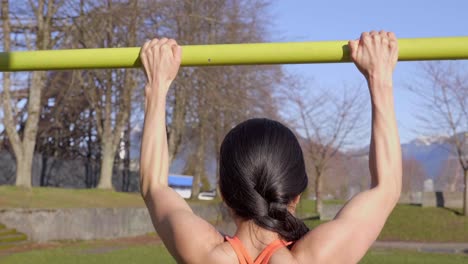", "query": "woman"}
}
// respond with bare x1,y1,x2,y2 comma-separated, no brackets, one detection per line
139,31,402,264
